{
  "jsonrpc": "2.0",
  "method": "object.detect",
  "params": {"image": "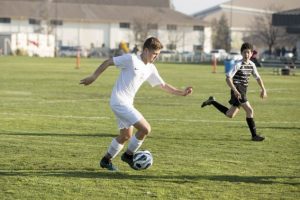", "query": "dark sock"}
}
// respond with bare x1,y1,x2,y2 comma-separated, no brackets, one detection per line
104,153,113,159
101,156,110,163
124,152,133,159
246,118,257,137
211,101,229,115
